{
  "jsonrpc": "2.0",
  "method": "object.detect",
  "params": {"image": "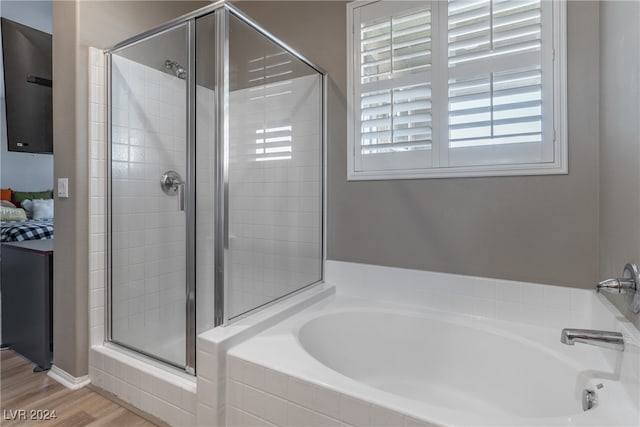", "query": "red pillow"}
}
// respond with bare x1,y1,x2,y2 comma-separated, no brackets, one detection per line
0,188,11,201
